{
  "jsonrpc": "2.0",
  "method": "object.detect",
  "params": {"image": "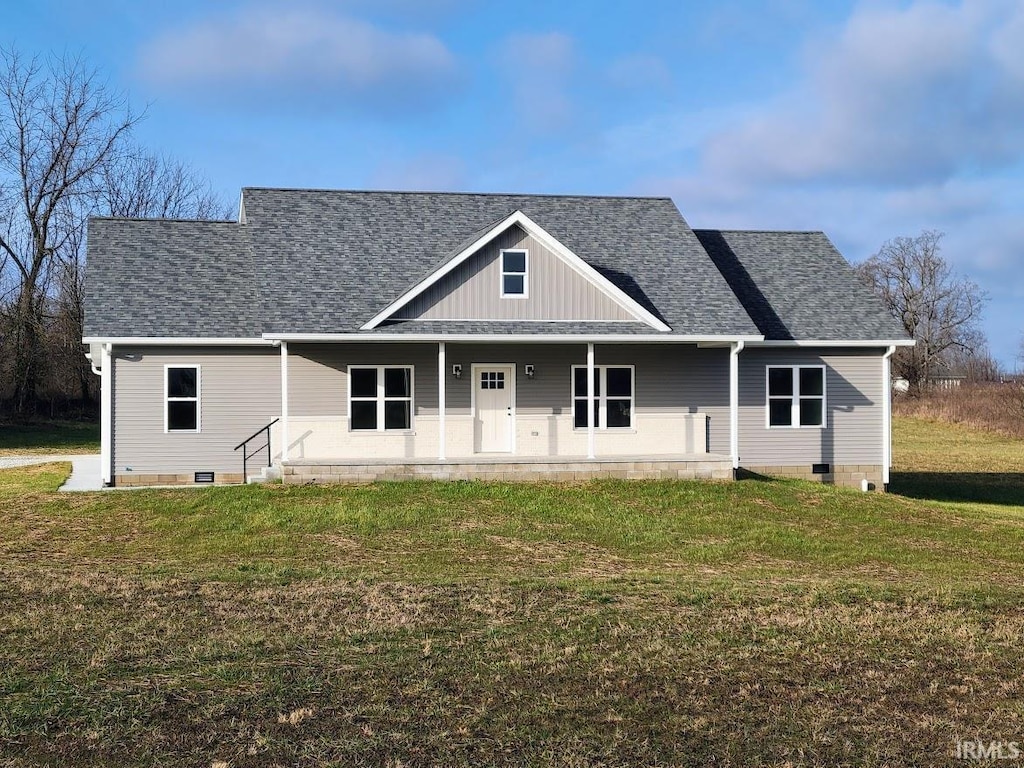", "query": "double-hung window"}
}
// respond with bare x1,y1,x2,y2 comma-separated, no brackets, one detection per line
572,365,634,429
500,249,528,298
349,366,414,431
767,365,825,428
165,365,200,432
